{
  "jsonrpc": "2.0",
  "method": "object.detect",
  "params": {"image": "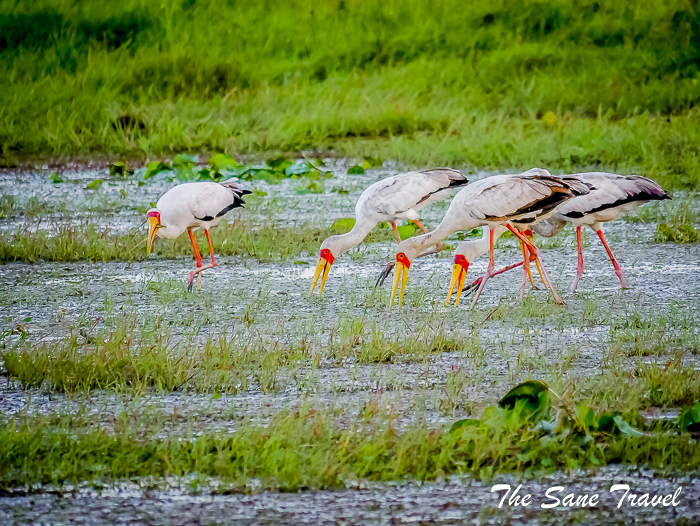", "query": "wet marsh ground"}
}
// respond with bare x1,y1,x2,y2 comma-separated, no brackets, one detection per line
1,164,700,525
